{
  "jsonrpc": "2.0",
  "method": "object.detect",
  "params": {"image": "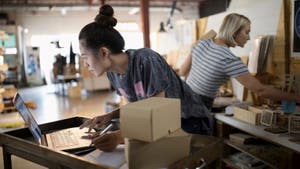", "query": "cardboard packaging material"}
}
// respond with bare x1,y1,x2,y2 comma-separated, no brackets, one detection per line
68,85,82,98
233,106,261,125
120,97,181,142
125,129,191,169
248,106,263,114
